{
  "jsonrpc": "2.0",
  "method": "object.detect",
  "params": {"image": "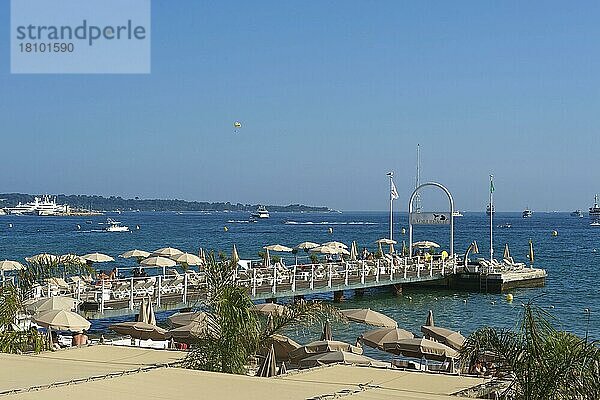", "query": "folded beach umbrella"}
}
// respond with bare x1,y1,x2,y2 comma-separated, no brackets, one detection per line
278,361,287,375
349,241,358,261
252,303,286,316
264,248,271,267
340,308,398,328
264,244,293,252
26,296,80,313
320,319,333,341
109,321,167,340
231,245,240,265
136,298,149,323
383,338,459,361
152,247,183,257
172,253,203,266
296,242,320,251
140,256,176,268
289,340,363,362
298,351,388,369
119,249,151,259
322,241,348,249
503,244,511,259
425,310,434,327
81,252,114,263
421,325,465,351
33,309,91,332
146,299,156,326
359,327,414,351
258,344,277,377
167,311,208,328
